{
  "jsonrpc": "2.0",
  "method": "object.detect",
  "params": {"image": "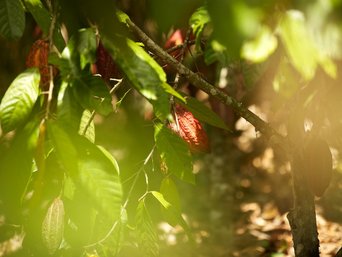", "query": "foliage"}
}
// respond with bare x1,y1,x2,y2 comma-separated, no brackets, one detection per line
0,0,342,257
